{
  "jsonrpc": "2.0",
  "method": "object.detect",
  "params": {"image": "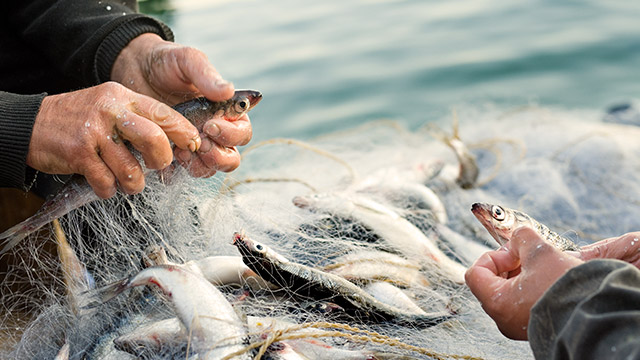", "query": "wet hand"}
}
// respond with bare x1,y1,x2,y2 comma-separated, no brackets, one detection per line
27,82,200,198
575,232,640,268
111,33,252,178
465,227,583,340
